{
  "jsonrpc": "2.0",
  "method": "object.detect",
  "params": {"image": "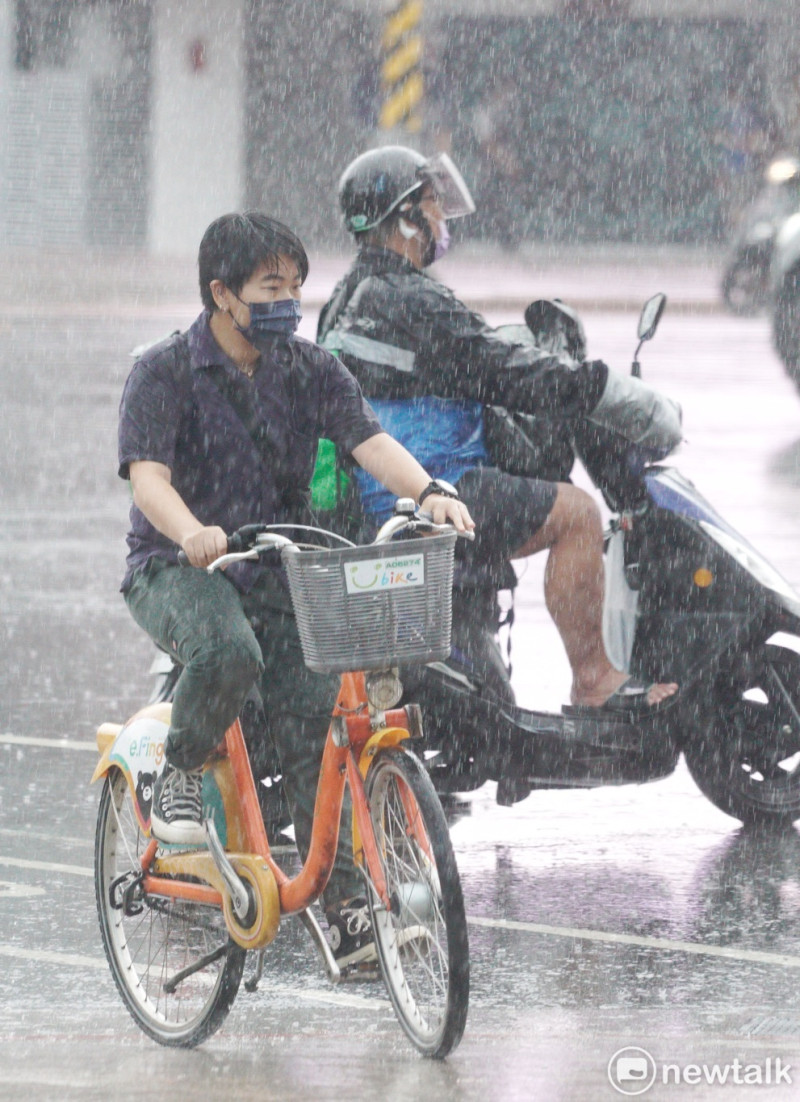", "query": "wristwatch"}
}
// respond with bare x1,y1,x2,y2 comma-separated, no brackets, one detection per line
418,478,460,506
